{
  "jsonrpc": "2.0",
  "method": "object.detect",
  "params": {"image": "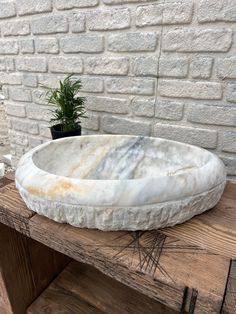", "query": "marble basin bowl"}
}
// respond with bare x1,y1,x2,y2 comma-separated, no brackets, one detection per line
15,135,226,231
